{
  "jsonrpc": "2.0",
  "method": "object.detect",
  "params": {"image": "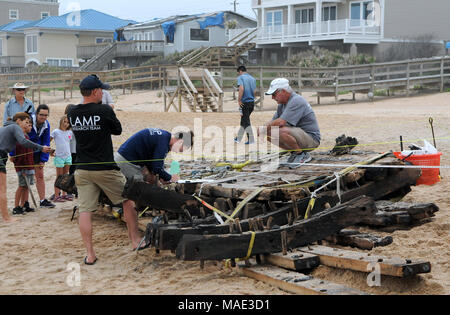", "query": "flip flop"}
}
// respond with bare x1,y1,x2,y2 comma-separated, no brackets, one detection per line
84,257,98,265
134,237,151,252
